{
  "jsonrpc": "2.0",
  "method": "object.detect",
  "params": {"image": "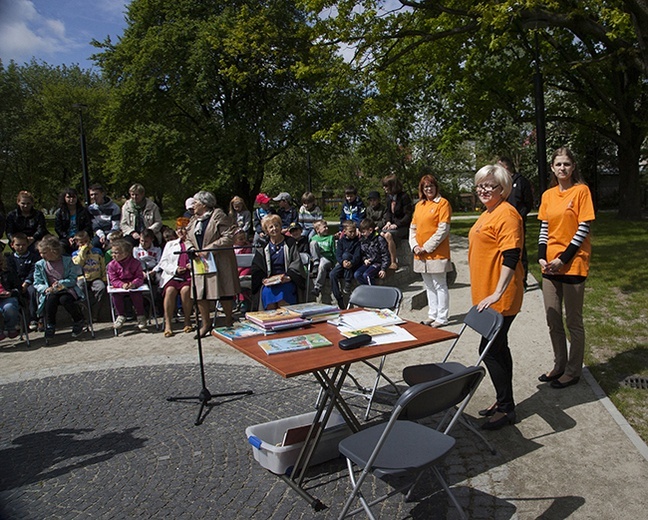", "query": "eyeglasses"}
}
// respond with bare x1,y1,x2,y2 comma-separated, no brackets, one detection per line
423,185,435,191
475,184,501,193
